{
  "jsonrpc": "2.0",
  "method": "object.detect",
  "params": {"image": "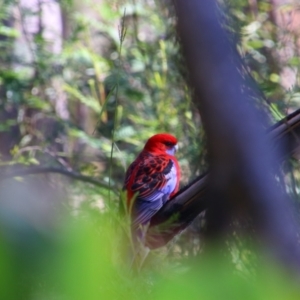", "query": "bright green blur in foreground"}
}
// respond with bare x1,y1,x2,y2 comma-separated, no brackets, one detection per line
0,205,298,300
